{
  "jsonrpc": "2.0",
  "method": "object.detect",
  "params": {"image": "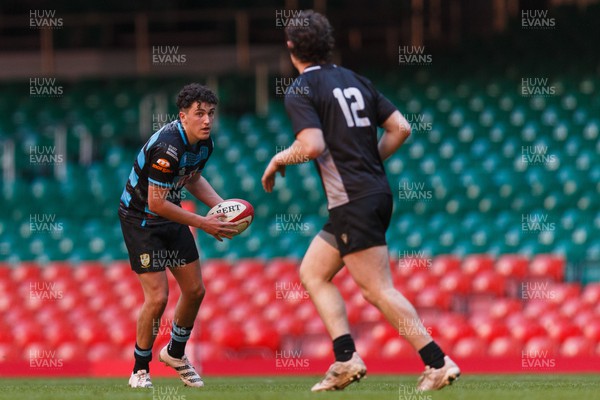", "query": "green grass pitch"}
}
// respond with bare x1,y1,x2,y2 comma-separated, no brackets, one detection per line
0,375,598,400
